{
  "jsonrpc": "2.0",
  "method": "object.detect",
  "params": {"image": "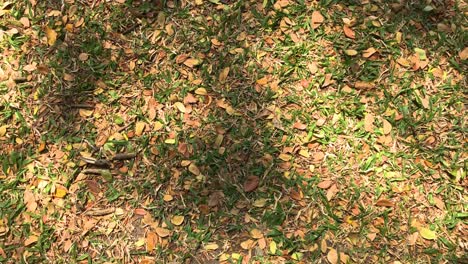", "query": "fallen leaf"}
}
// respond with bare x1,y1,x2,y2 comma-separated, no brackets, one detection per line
174,102,186,113
240,239,255,250
243,175,259,192
293,122,307,130
79,109,93,118
339,252,350,263
253,198,267,207
0,125,7,137
146,231,157,252
171,215,184,226
155,227,171,238
459,47,468,60
345,49,358,56
24,235,38,246
375,199,394,207
364,113,375,132
354,81,373,90
163,194,173,202
250,228,263,239
311,11,324,29
219,67,230,83
135,121,146,136
183,58,201,68
419,227,437,240
299,149,310,158
45,26,57,46
188,163,200,175
195,88,207,95
383,119,392,135
204,243,219,250
343,25,355,39
78,53,89,61
269,241,277,254
326,184,338,201
279,153,291,161
327,248,338,264
317,180,333,189
20,17,30,28
362,47,377,58
54,185,67,198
